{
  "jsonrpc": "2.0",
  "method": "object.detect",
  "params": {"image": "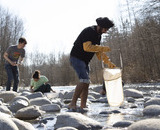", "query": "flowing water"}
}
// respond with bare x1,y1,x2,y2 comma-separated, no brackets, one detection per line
31,82,160,130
